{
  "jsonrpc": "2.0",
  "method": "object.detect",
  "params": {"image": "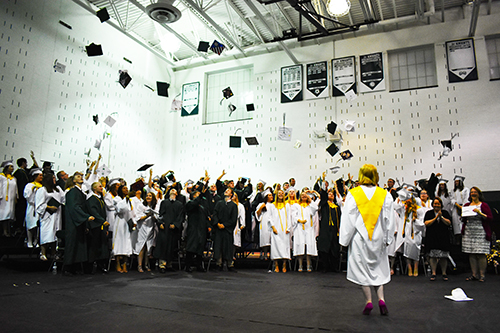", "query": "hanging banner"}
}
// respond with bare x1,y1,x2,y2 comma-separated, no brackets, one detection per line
446,38,478,83
181,82,200,117
305,61,328,99
332,56,356,97
281,65,303,103
359,52,385,93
